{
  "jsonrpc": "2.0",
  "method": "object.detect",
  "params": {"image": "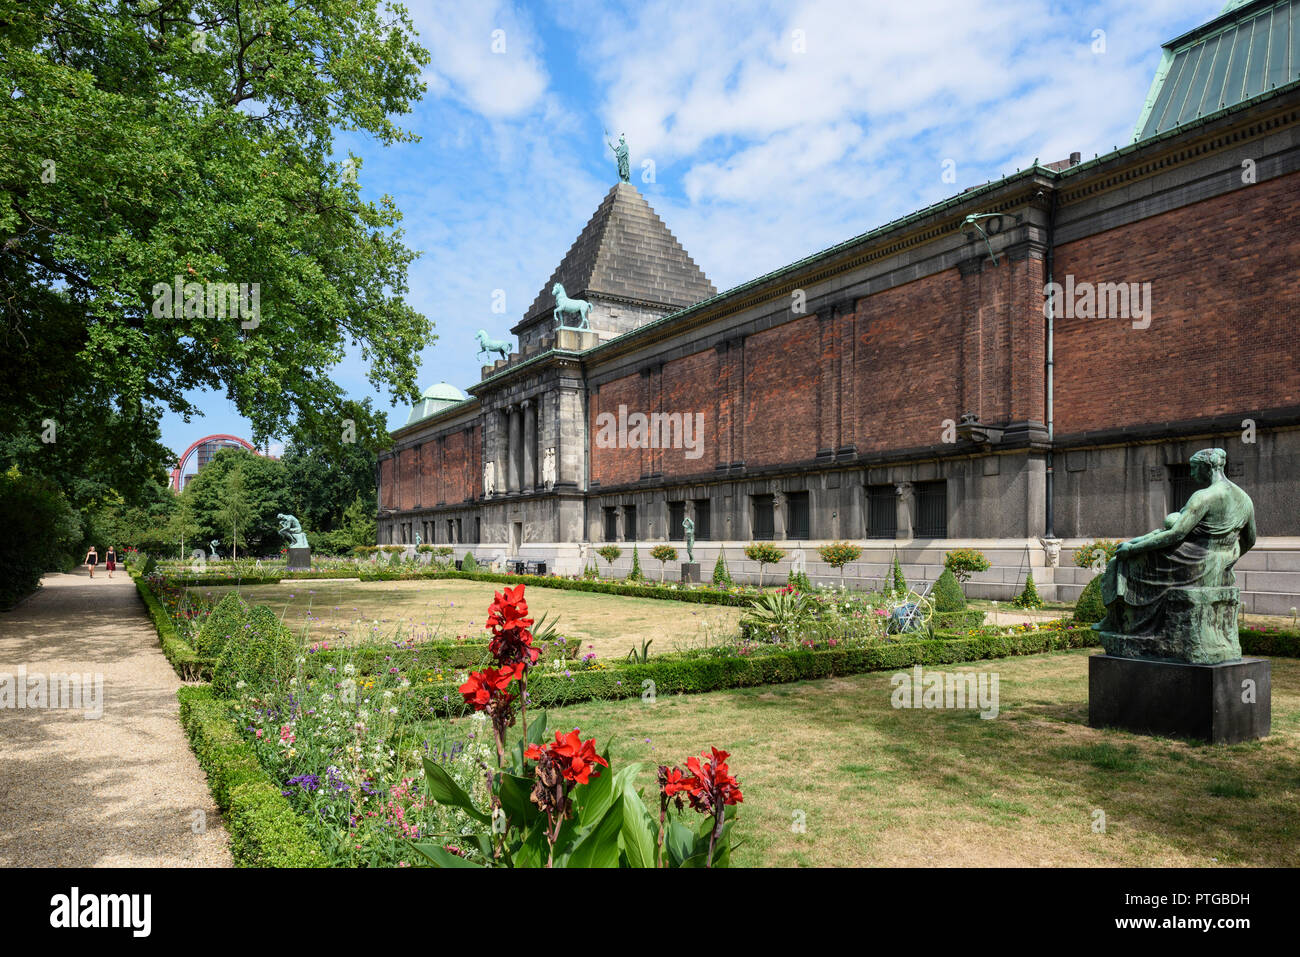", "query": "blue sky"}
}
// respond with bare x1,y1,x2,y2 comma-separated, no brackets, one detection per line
159,0,1228,465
